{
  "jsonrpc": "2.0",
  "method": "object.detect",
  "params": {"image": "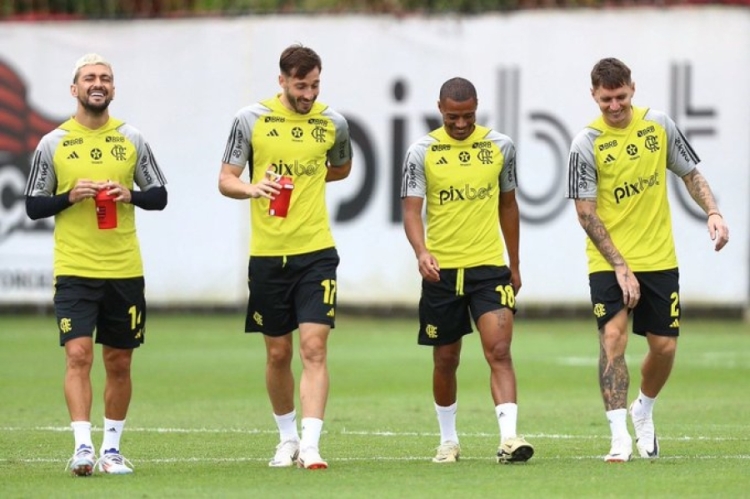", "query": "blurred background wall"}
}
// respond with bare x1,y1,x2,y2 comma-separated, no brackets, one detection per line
1,1,748,317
